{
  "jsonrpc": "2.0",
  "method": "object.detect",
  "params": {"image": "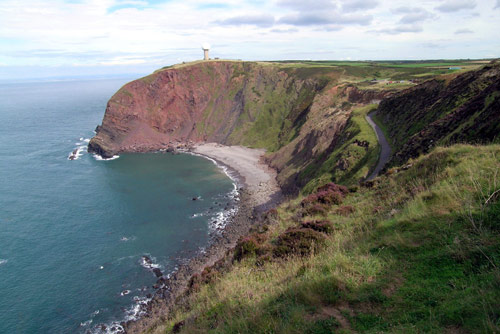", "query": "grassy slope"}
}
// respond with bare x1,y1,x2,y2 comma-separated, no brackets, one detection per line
157,144,499,334
300,104,380,193
143,61,499,334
